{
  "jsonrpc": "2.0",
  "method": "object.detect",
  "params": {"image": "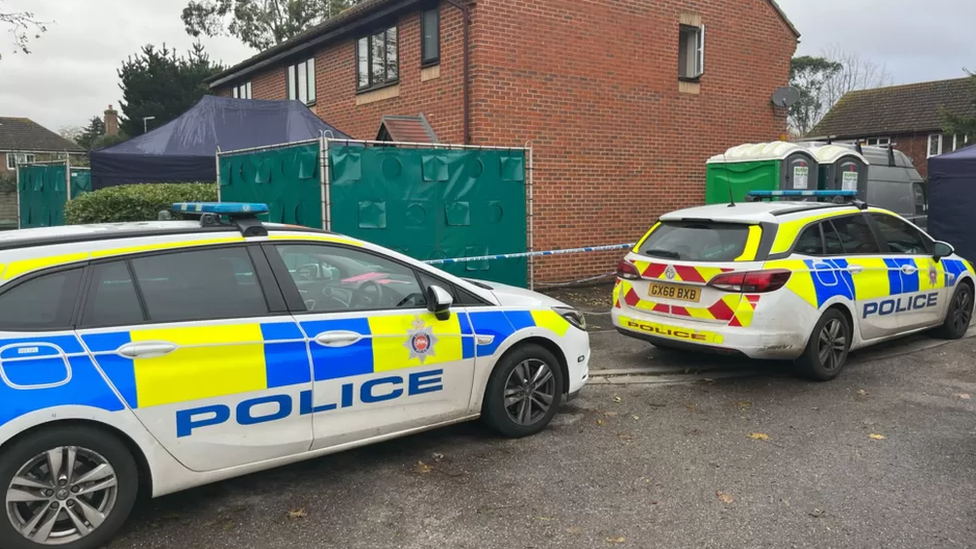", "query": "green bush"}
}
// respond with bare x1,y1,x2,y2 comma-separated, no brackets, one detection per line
64,183,218,224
